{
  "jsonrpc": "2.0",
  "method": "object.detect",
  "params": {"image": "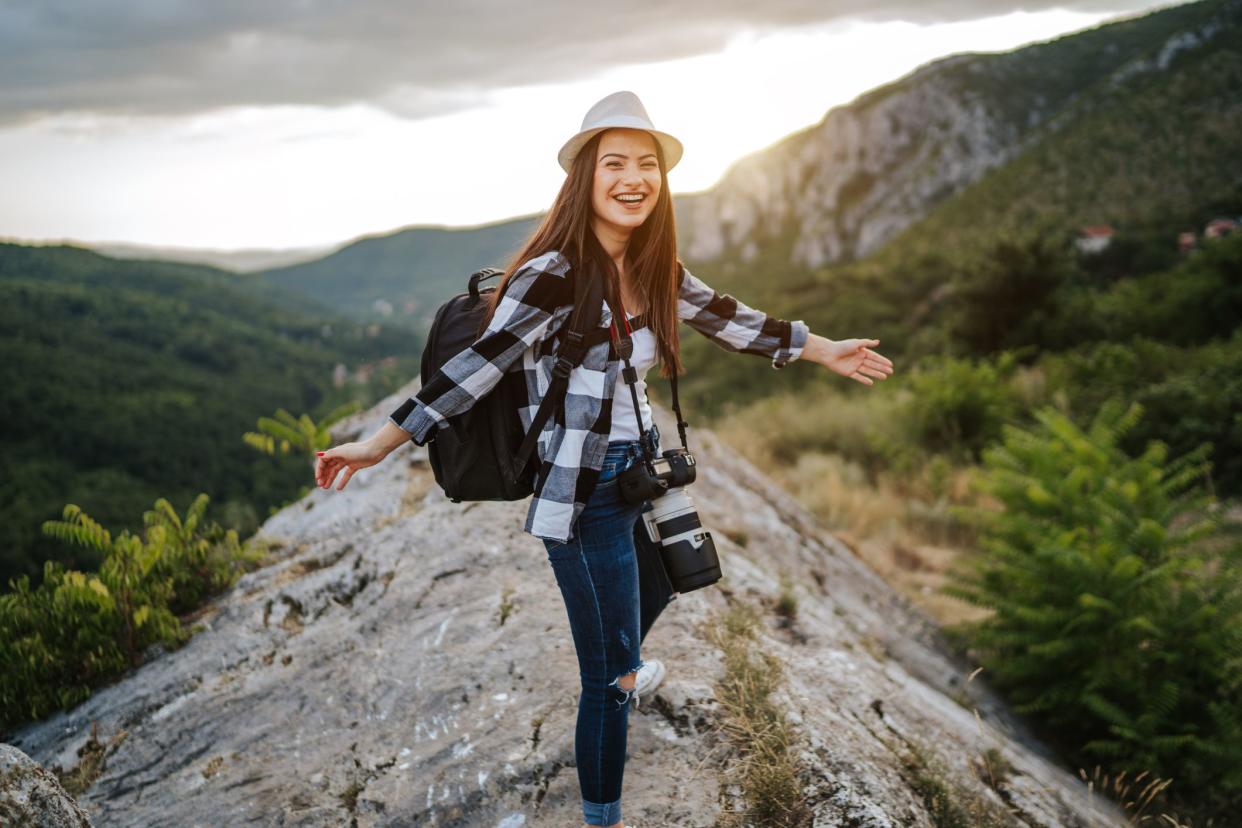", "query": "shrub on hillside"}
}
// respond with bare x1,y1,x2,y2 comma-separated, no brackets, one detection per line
898,353,1023,463
943,399,1242,813
0,494,264,733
